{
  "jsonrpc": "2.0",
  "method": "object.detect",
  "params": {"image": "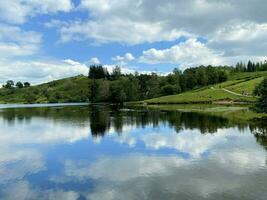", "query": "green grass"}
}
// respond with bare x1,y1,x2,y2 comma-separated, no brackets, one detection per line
225,77,264,95
146,88,256,104
145,71,267,104
0,75,89,104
